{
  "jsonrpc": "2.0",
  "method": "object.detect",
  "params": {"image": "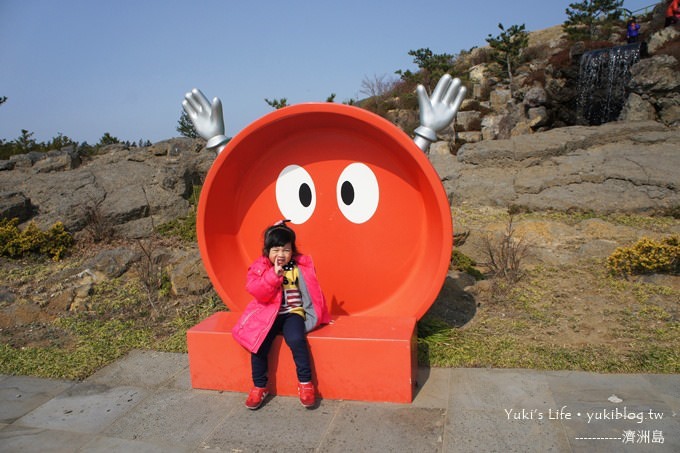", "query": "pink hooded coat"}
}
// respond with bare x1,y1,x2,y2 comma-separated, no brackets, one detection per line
231,254,331,353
